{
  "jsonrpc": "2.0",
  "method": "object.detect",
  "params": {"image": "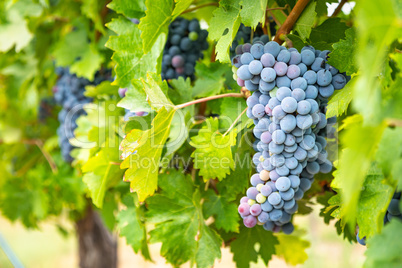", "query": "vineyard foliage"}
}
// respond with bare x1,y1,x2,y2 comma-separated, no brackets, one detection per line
0,0,401,267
